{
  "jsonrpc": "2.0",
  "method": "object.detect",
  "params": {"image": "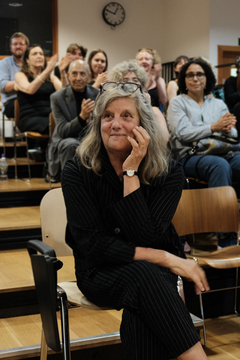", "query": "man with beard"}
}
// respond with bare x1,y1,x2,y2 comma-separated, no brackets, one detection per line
0,32,29,118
